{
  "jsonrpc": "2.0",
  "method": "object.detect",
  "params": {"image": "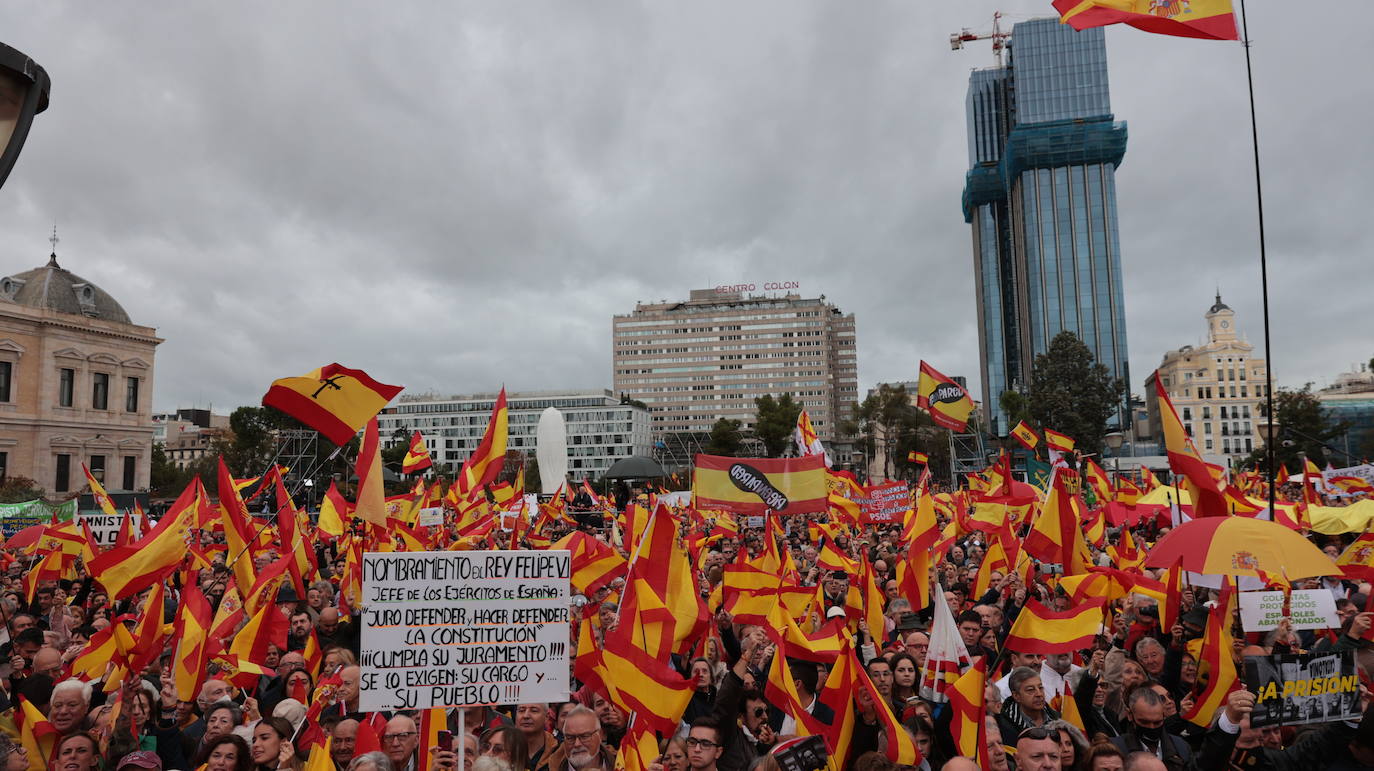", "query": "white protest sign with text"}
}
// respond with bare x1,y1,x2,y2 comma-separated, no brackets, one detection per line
360,550,571,712
78,512,141,548
1240,589,1339,632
